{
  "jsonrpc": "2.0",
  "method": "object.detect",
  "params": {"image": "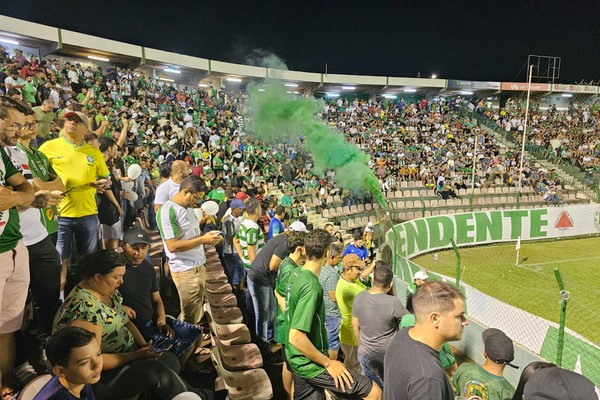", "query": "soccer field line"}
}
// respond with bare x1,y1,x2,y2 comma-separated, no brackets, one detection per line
519,255,600,268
